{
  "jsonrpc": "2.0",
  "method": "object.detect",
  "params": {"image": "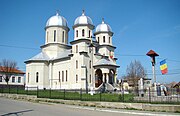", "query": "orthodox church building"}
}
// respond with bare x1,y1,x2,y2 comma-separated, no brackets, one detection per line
25,11,119,91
